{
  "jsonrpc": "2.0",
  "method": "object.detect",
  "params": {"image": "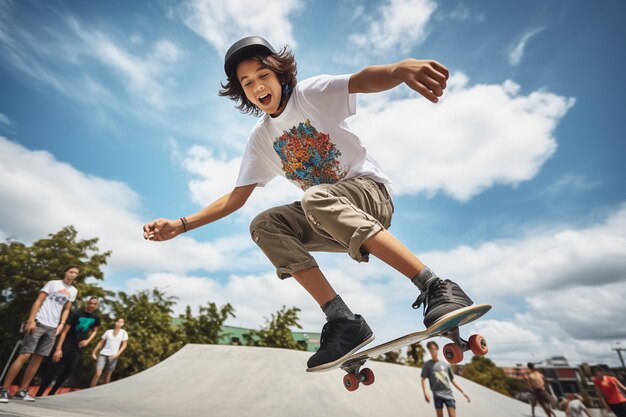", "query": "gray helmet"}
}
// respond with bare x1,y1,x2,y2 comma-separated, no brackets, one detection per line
224,36,276,78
